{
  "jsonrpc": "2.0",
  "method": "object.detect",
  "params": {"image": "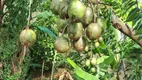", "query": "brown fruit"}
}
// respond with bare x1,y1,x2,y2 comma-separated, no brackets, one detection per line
82,7,93,25
20,28,36,46
86,23,102,40
67,22,83,40
73,36,86,52
54,36,70,53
